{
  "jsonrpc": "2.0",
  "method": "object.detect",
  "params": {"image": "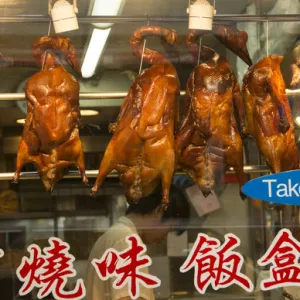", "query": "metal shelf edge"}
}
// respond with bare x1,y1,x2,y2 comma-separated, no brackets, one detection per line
0,166,269,181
